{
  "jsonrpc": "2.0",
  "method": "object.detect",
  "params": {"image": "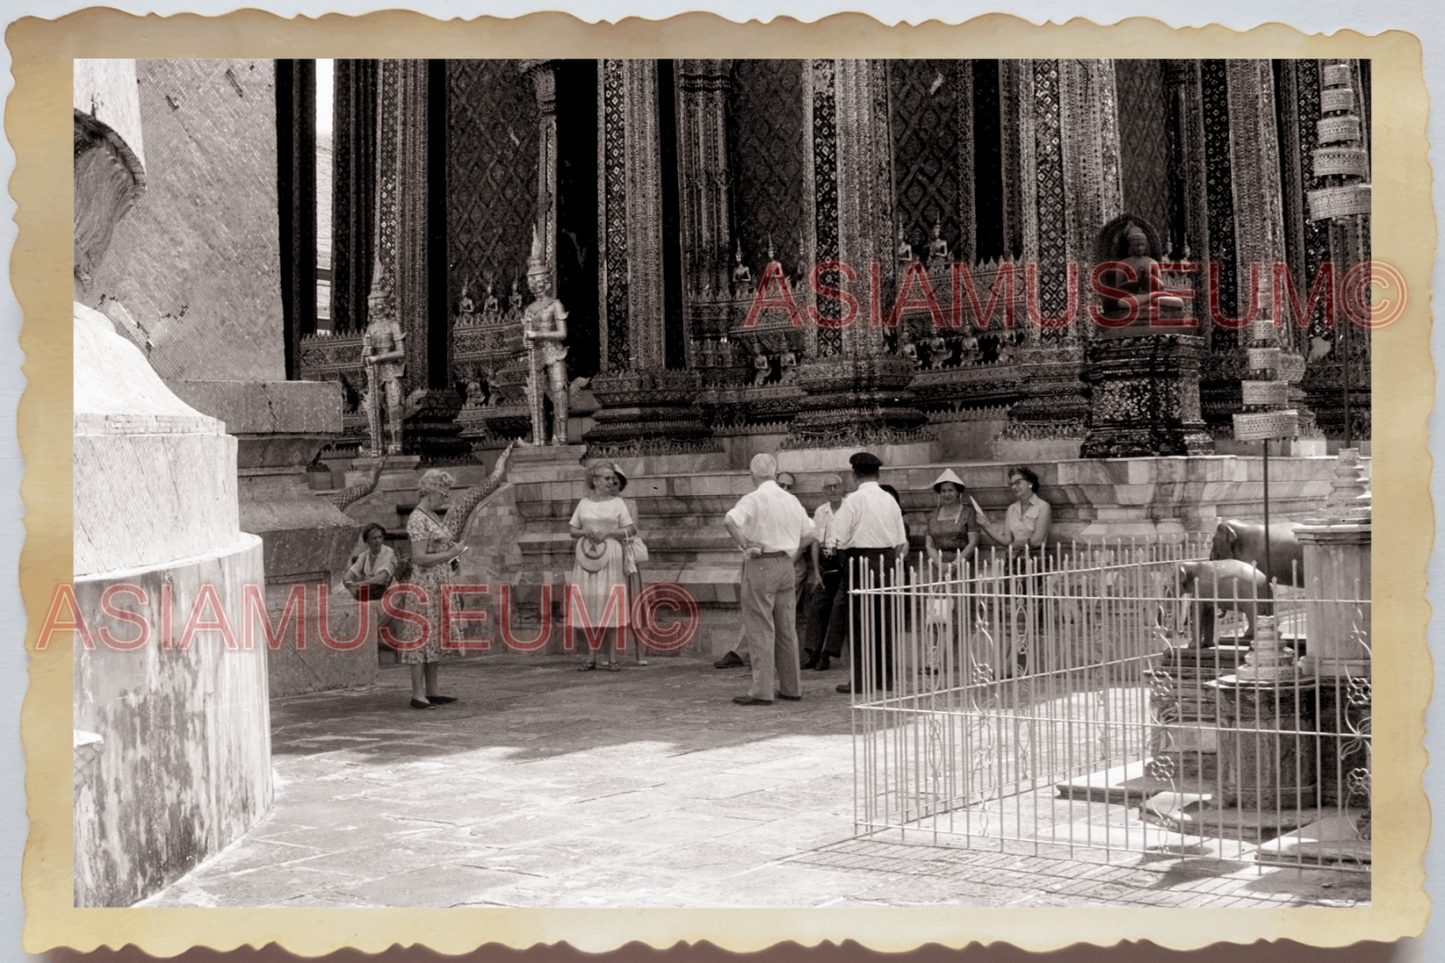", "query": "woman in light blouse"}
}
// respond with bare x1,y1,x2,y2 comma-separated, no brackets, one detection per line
977,465,1051,554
